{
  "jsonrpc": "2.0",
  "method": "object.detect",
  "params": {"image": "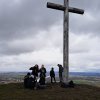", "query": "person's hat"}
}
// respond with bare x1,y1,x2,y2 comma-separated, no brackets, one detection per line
27,72,30,75
51,67,54,69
